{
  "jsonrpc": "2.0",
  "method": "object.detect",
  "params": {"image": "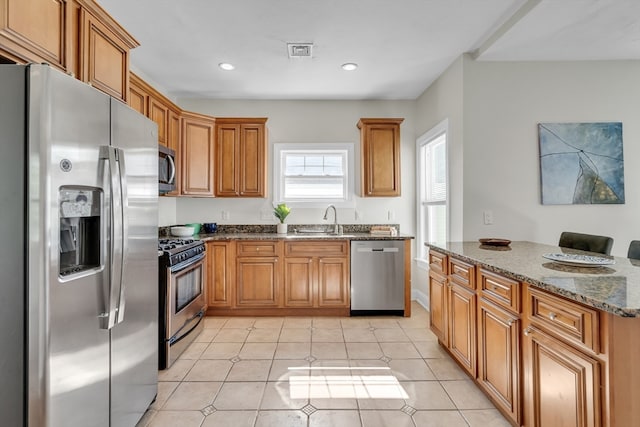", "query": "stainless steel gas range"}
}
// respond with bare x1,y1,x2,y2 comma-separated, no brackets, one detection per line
158,238,206,369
